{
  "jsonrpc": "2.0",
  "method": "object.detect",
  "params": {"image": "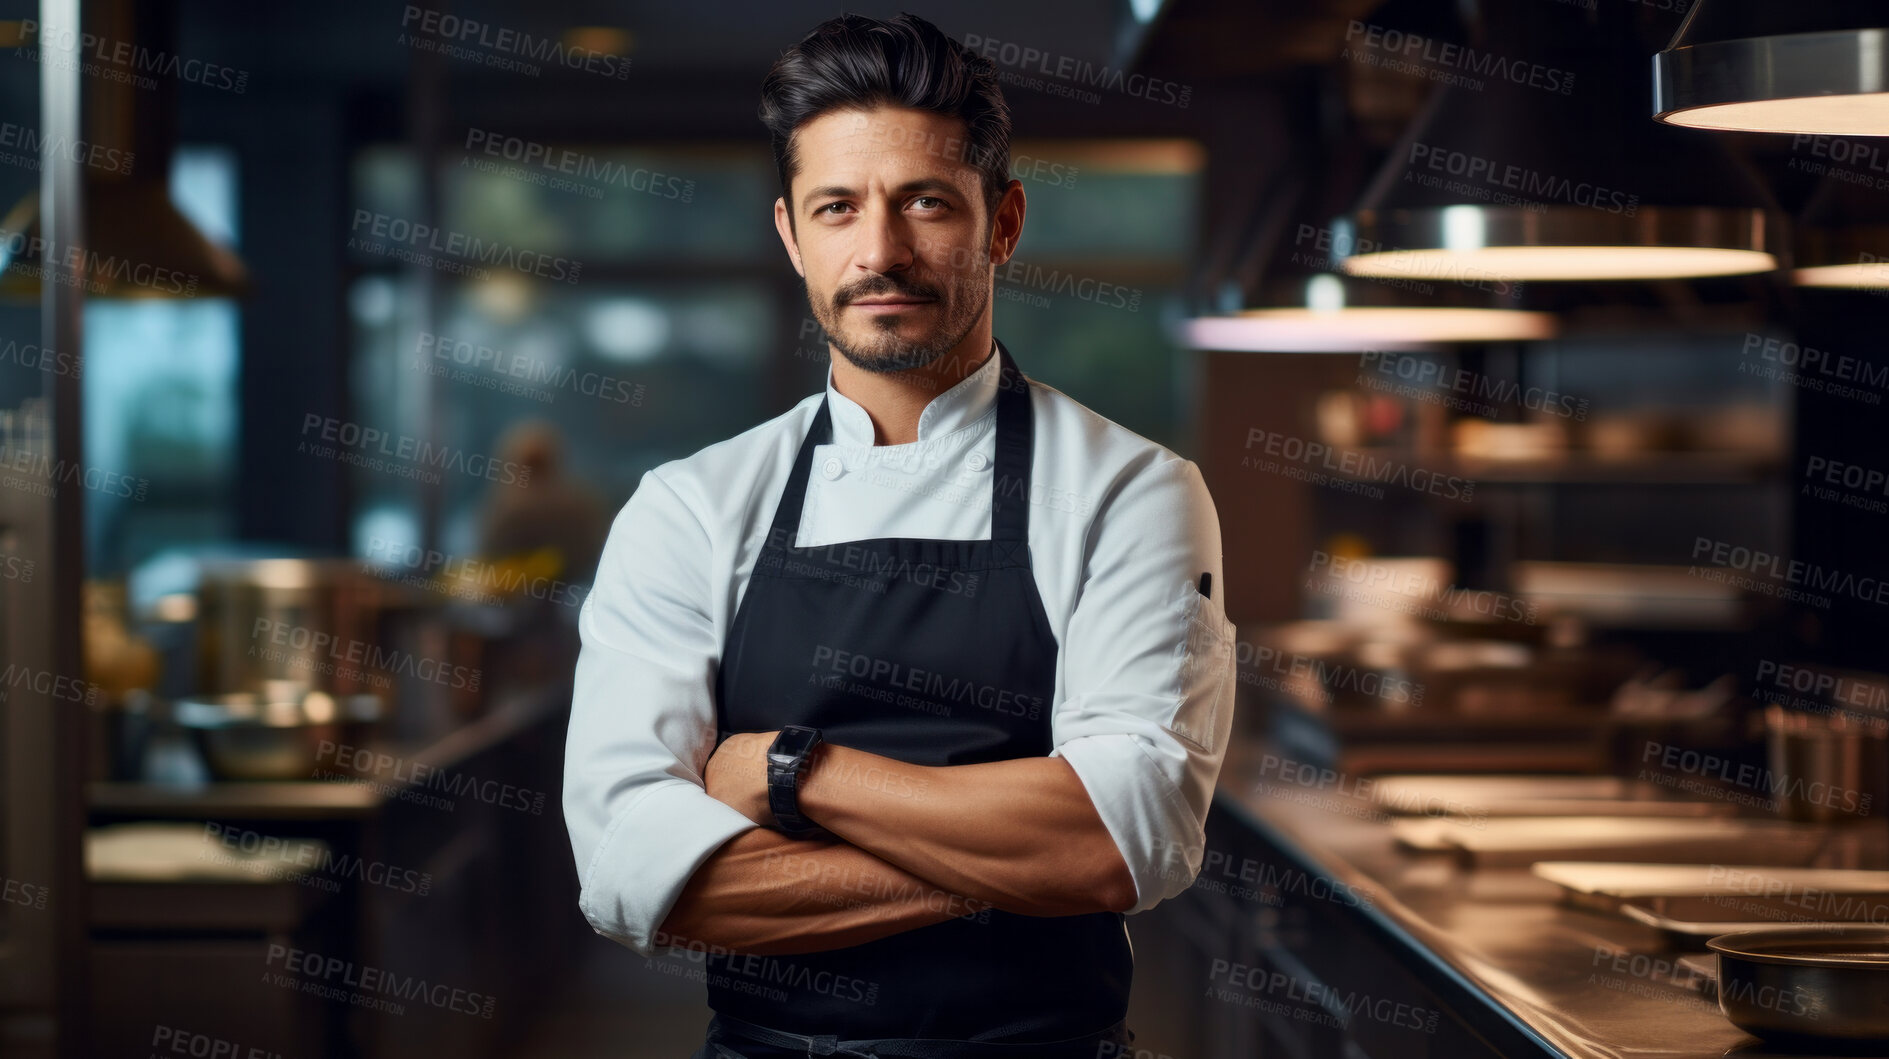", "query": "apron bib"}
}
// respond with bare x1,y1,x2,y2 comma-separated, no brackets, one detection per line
705,342,1132,1046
